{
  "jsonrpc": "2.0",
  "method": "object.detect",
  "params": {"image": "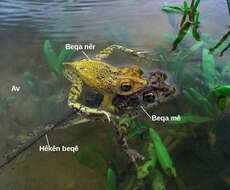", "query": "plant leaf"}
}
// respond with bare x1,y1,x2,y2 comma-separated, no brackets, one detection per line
210,85,230,98
217,95,227,111
162,33,175,43
184,1,188,14
58,48,76,72
149,128,176,177
120,27,132,47
43,40,59,72
23,72,43,96
85,146,106,162
147,143,158,167
128,128,147,139
106,168,116,190
159,54,168,70
152,169,166,190
192,25,200,41
74,152,104,171
192,0,201,14
6,96,16,104
119,117,132,127
162,6,184,14
106,131,114,161
183,89,194,102
137,160,153,179
202,48,215,89
0,105,3,115
227,0,230,15
189,88,212,111
172,22,191,50
189,41,203,53
168,115,212,124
